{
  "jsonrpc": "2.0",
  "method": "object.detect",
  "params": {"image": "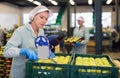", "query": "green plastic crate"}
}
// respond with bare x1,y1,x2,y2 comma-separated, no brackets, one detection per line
25,53,72,78
70,54,119,78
